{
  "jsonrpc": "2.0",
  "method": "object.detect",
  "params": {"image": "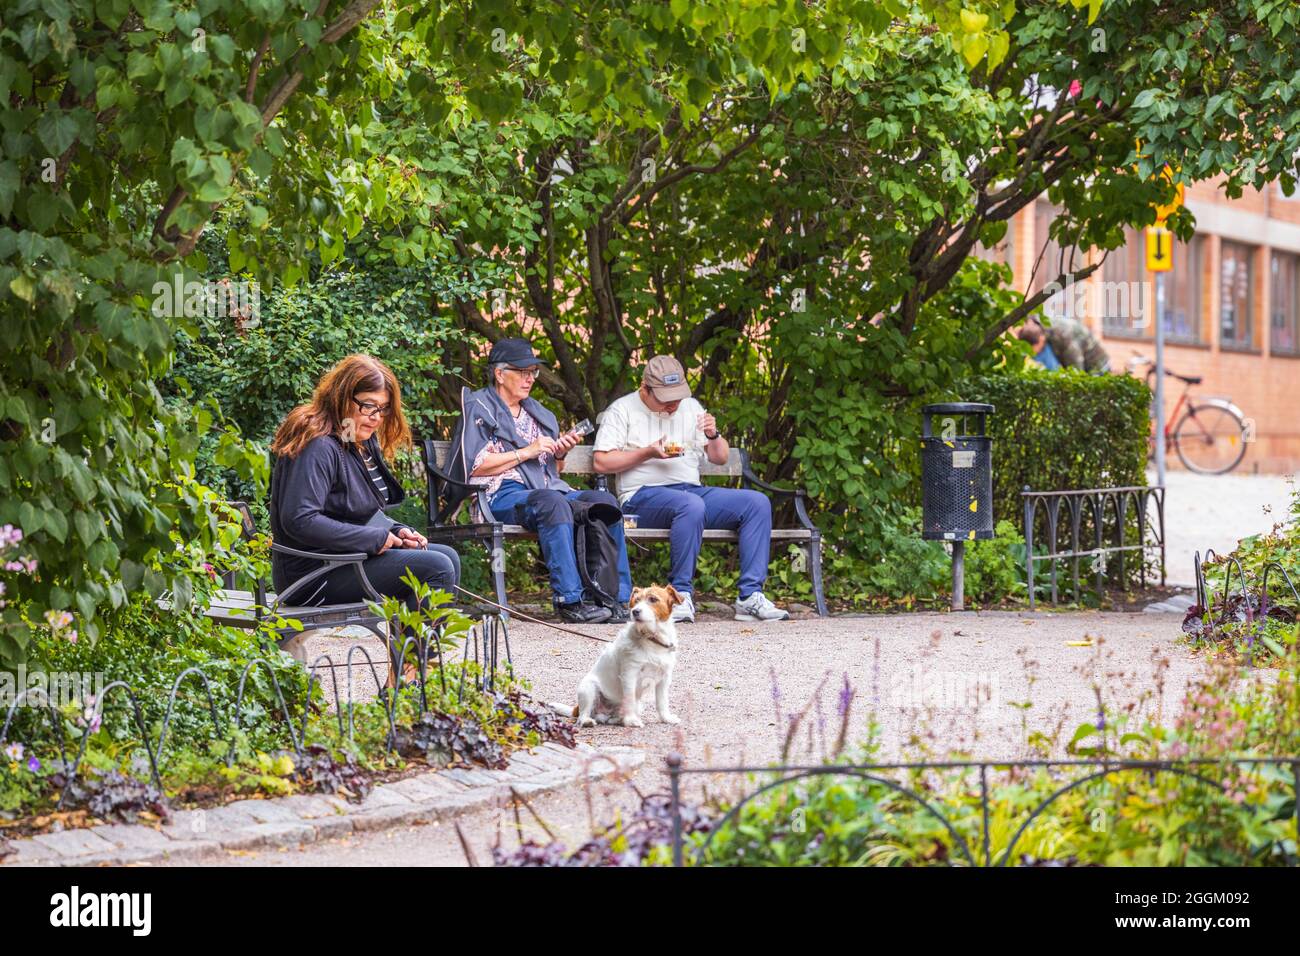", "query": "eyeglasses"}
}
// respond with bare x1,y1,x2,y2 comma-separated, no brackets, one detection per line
507,366,541,379
352,398,391,419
